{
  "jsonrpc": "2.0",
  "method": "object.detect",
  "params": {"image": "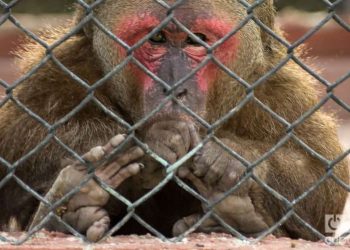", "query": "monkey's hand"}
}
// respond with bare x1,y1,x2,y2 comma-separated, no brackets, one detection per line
145,120,198,163
174,139,268,236
140,120,198,188
30,134,144,242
